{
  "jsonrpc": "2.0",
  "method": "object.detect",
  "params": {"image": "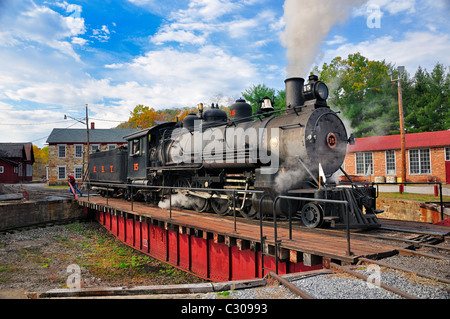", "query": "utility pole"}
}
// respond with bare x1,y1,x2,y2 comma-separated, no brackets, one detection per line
64,105,90,189
84,104,90,185
397,72,406,184
389,66,406,184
